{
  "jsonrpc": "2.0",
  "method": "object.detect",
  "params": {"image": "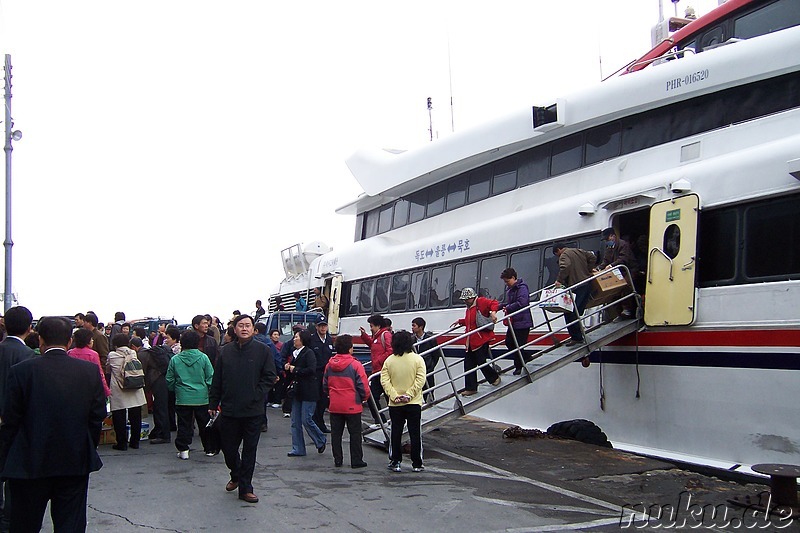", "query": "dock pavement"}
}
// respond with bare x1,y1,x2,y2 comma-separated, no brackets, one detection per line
42,411,797,532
